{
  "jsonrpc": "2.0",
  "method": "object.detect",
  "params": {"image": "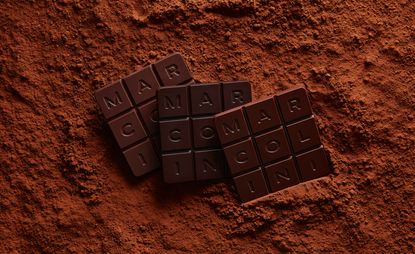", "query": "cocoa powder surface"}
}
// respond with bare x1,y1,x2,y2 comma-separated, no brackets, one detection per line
0,0,414,253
